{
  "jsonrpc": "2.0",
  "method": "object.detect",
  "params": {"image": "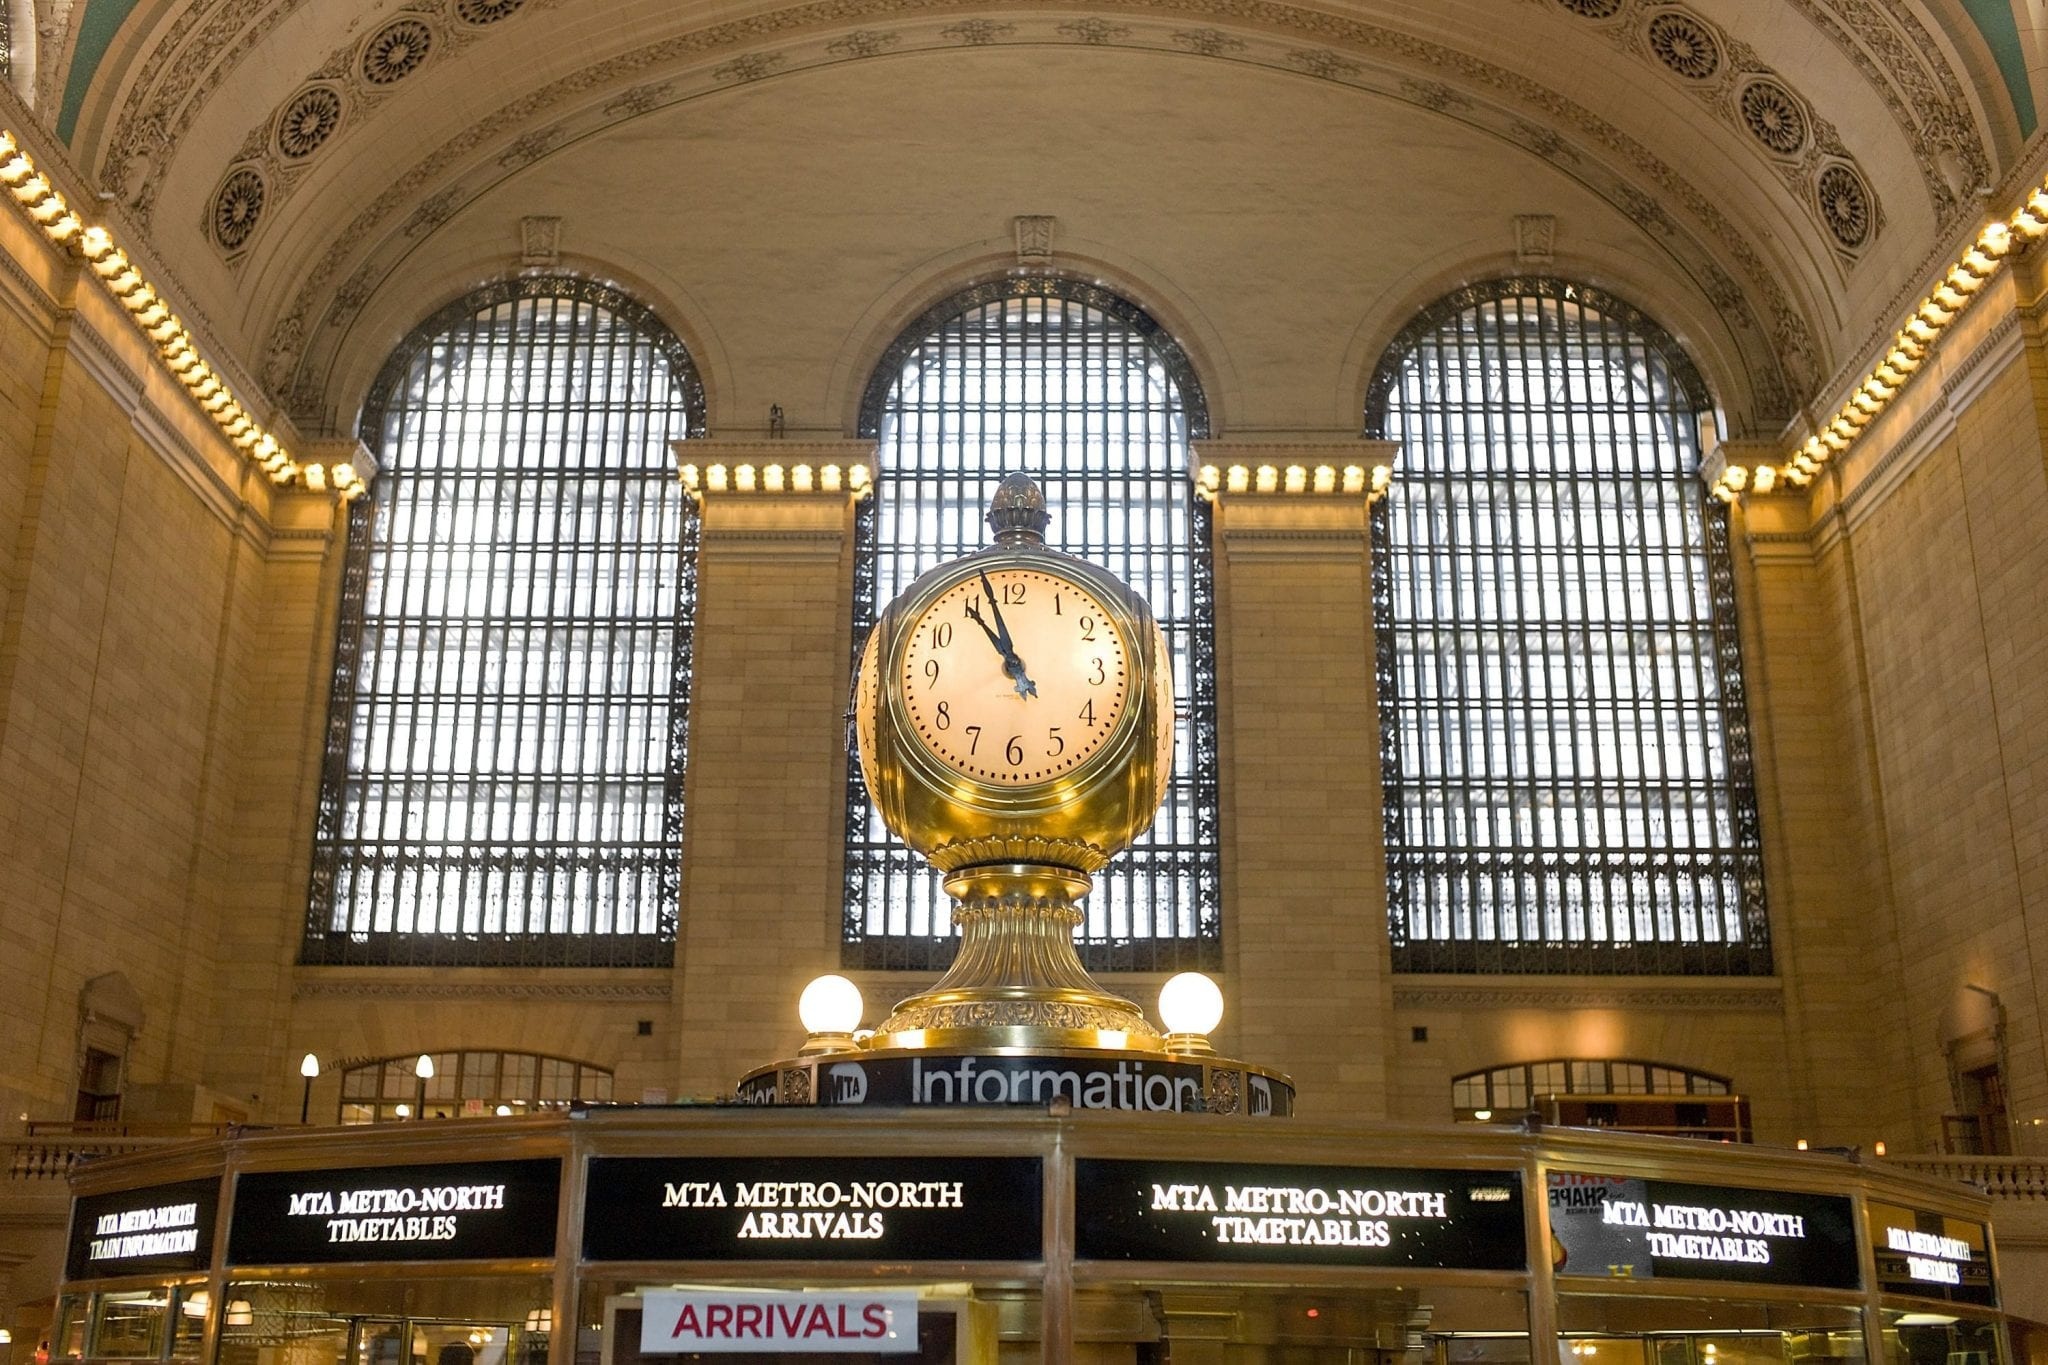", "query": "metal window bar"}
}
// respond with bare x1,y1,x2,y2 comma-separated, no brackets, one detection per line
1366,278,1769,974
842,277,1222,972
304,276,705,967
